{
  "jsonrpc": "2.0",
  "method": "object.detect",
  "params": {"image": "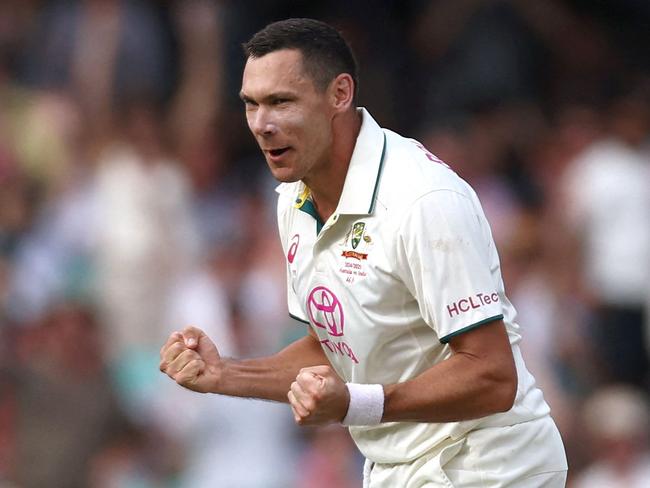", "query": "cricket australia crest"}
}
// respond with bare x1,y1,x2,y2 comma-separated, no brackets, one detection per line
351,221,366,249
